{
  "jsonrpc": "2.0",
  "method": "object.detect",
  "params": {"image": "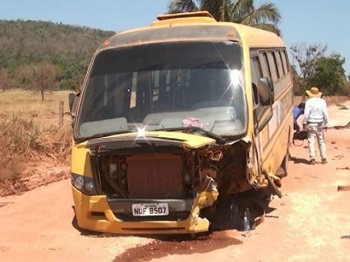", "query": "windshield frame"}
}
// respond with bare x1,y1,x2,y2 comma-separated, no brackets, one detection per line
74,40,247,142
